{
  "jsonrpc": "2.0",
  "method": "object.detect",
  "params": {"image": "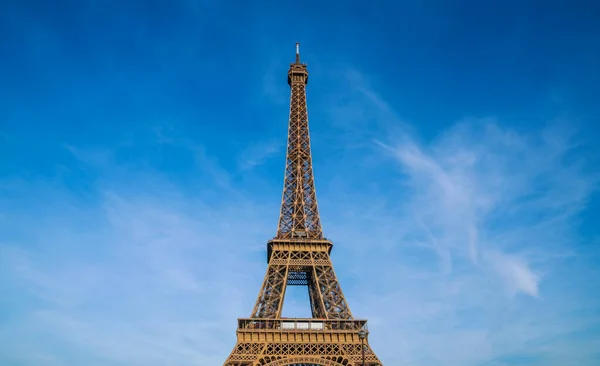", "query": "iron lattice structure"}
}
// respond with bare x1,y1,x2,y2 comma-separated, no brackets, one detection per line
223,44,383,366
